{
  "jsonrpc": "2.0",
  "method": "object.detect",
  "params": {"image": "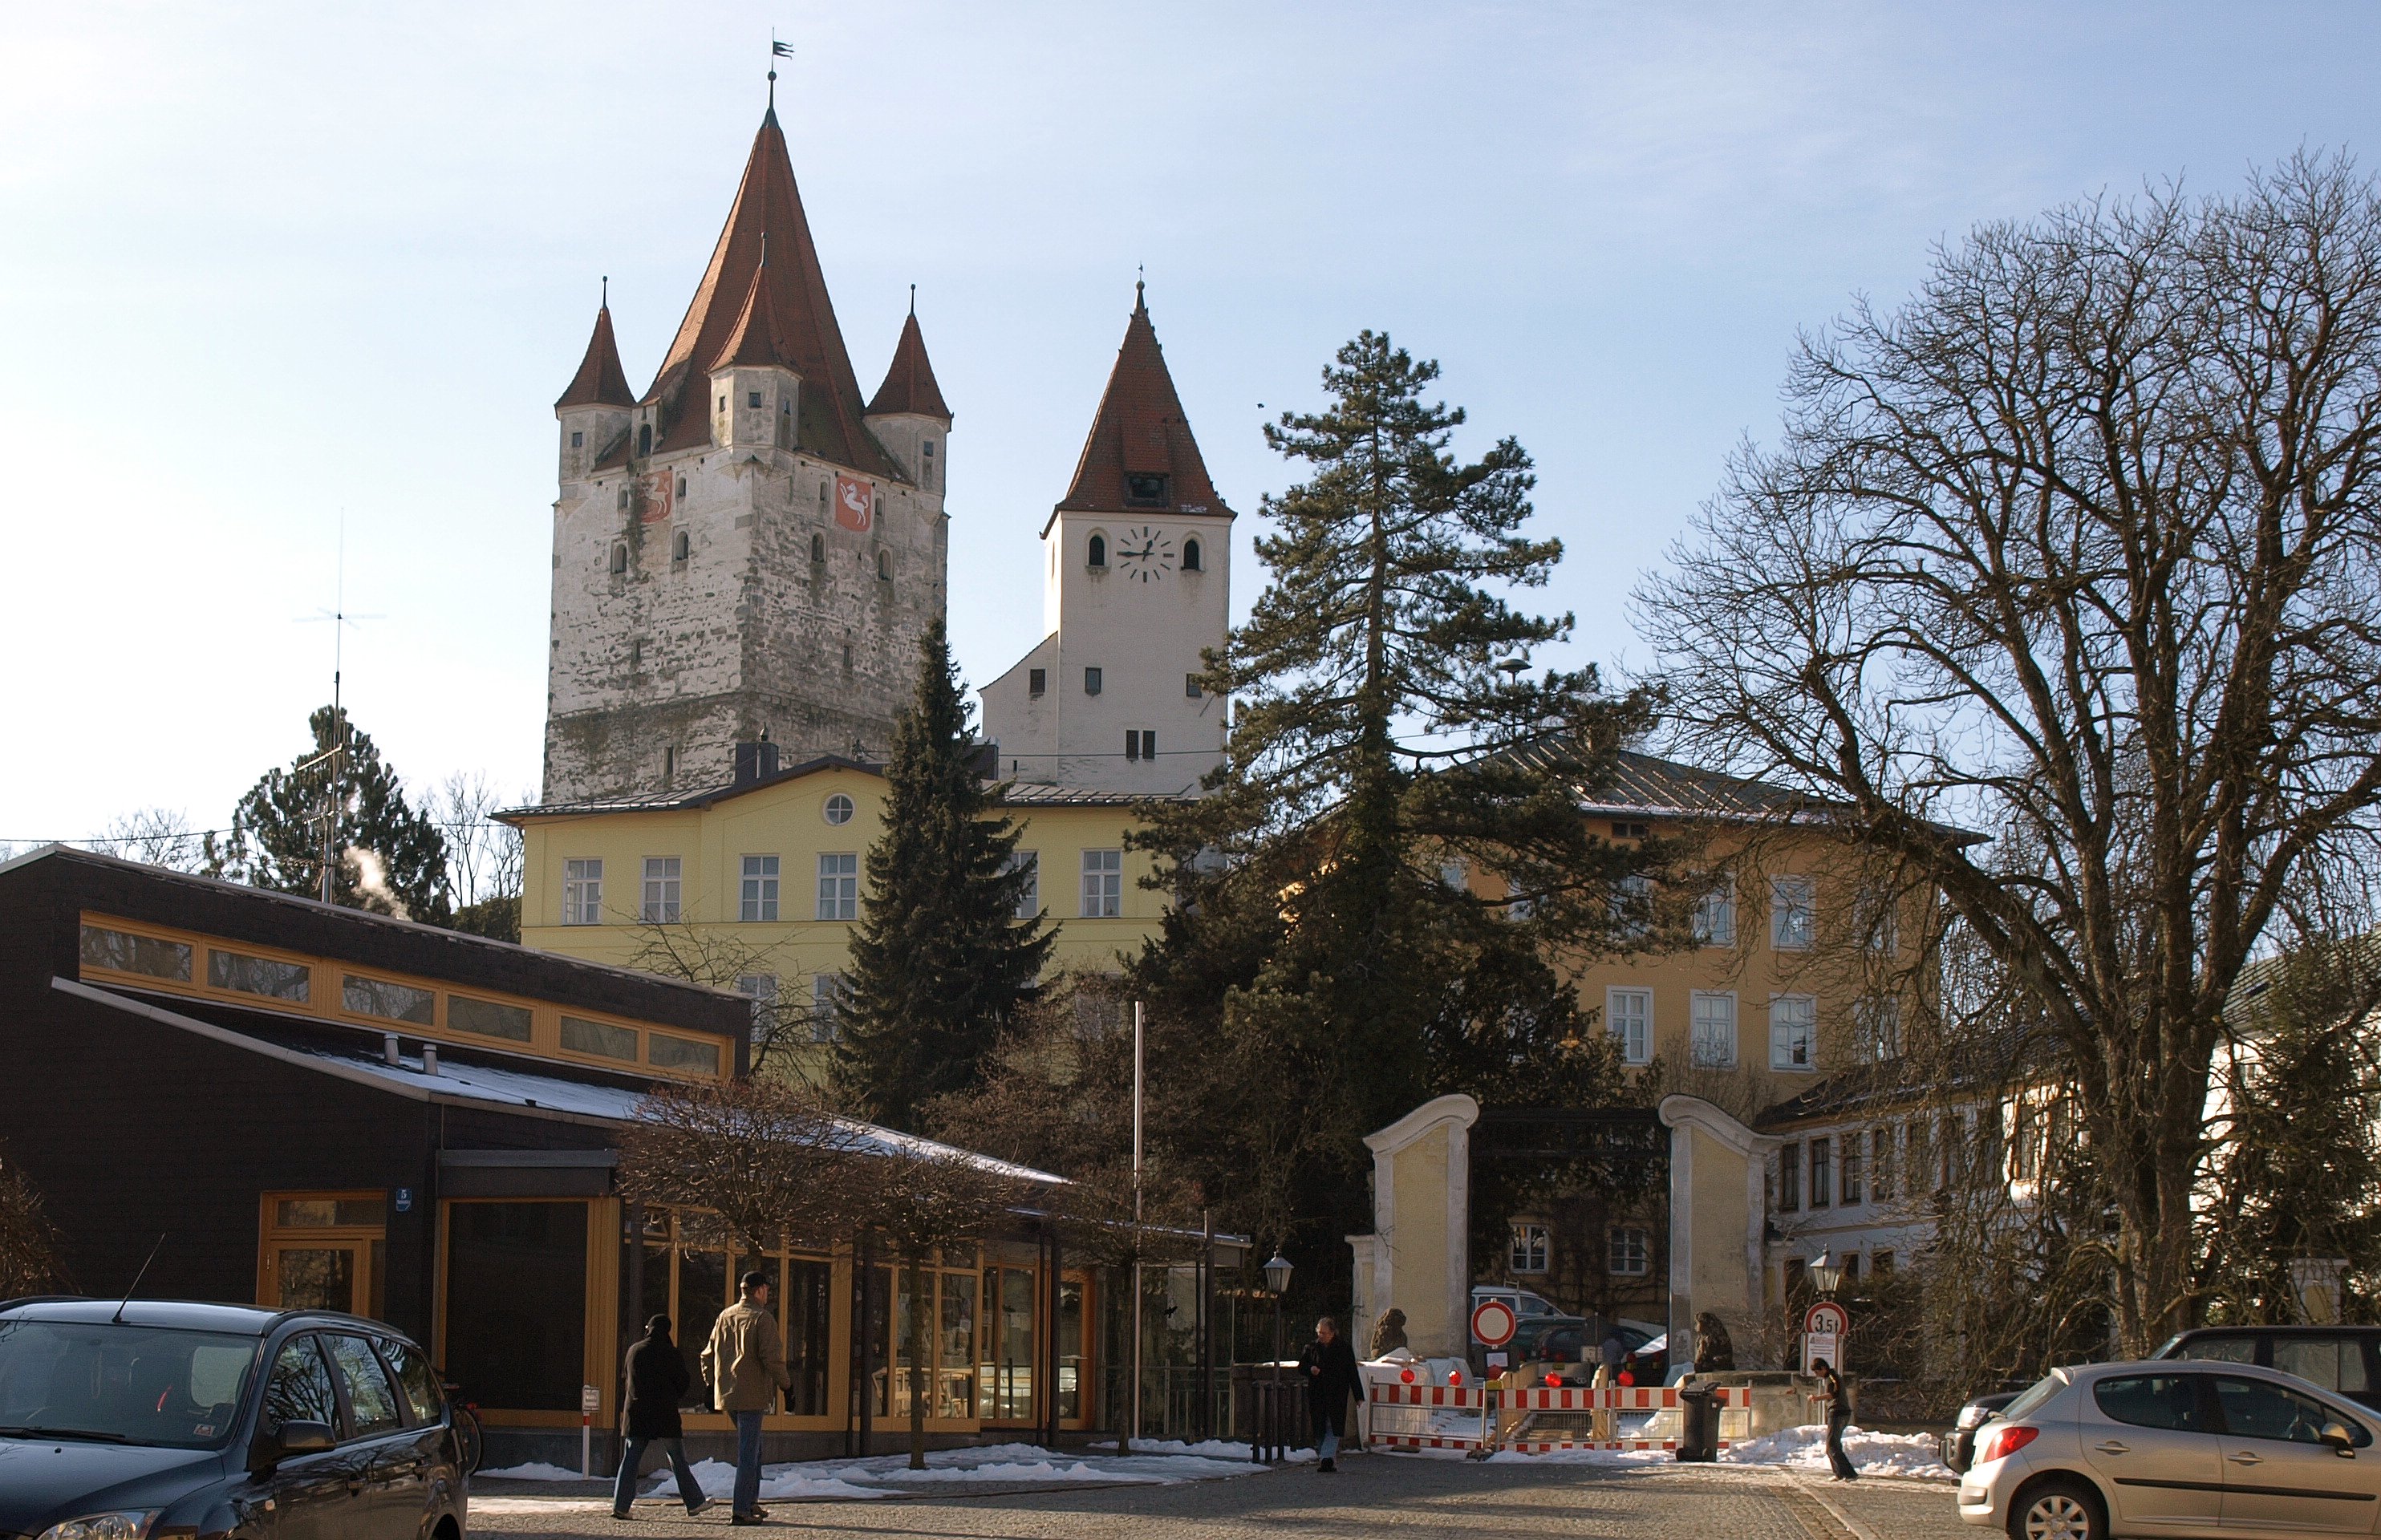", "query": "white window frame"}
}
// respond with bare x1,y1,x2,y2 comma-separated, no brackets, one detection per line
1608,1226,1650,1277
640,857,681,923
740,854,780,922
1509,1222,1549,1275
817,853,858,921
1770,993,1816,1071
1693,883,1735,946
810,973,847,1043
1771,876,1815,950
736,973,777,1035
1856,996,1903,1060
562,858,603,926
1006,850,1040,921
1610,873,1653,938
1607,987,1652,1066
1081,849,1122,918
1689,991,1738,1068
